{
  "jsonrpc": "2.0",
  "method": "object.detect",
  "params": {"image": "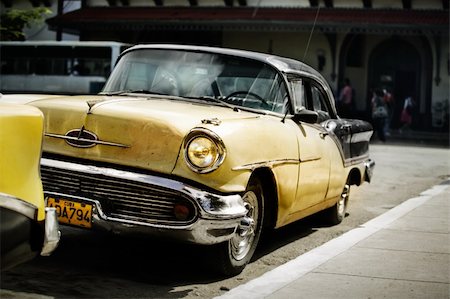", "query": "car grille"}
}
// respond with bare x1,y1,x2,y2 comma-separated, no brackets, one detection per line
41,165,197,226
